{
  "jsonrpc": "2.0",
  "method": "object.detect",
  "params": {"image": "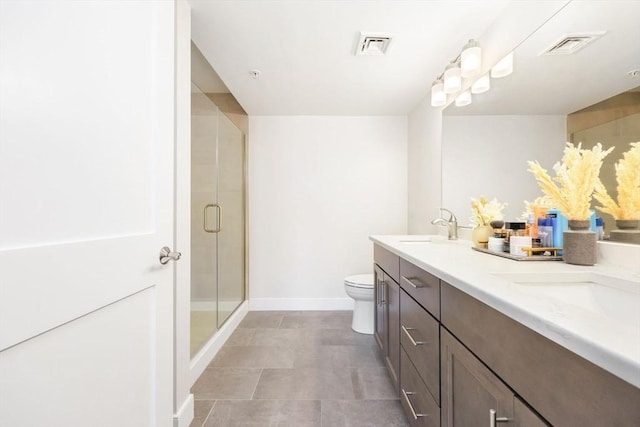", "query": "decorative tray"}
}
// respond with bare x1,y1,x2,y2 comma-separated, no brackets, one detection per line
471,246,563,261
